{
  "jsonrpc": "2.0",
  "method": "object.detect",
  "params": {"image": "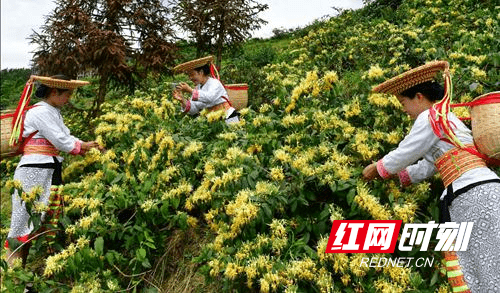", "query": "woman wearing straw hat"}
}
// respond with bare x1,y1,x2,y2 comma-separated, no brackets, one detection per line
5,74,102,267
172,56,239,124
362,61,500,292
